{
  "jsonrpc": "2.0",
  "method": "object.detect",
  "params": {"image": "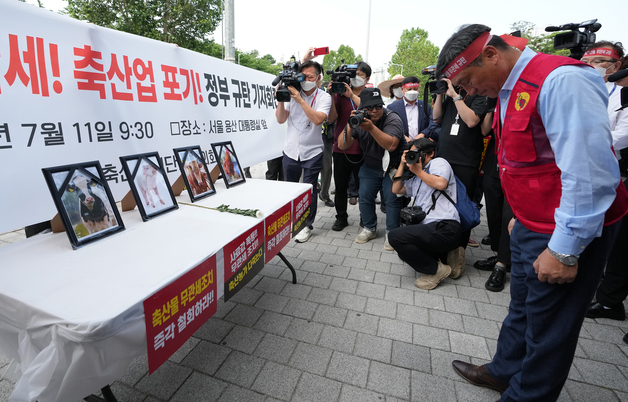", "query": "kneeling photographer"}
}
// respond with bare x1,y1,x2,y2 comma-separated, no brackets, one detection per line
388,138,462,290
